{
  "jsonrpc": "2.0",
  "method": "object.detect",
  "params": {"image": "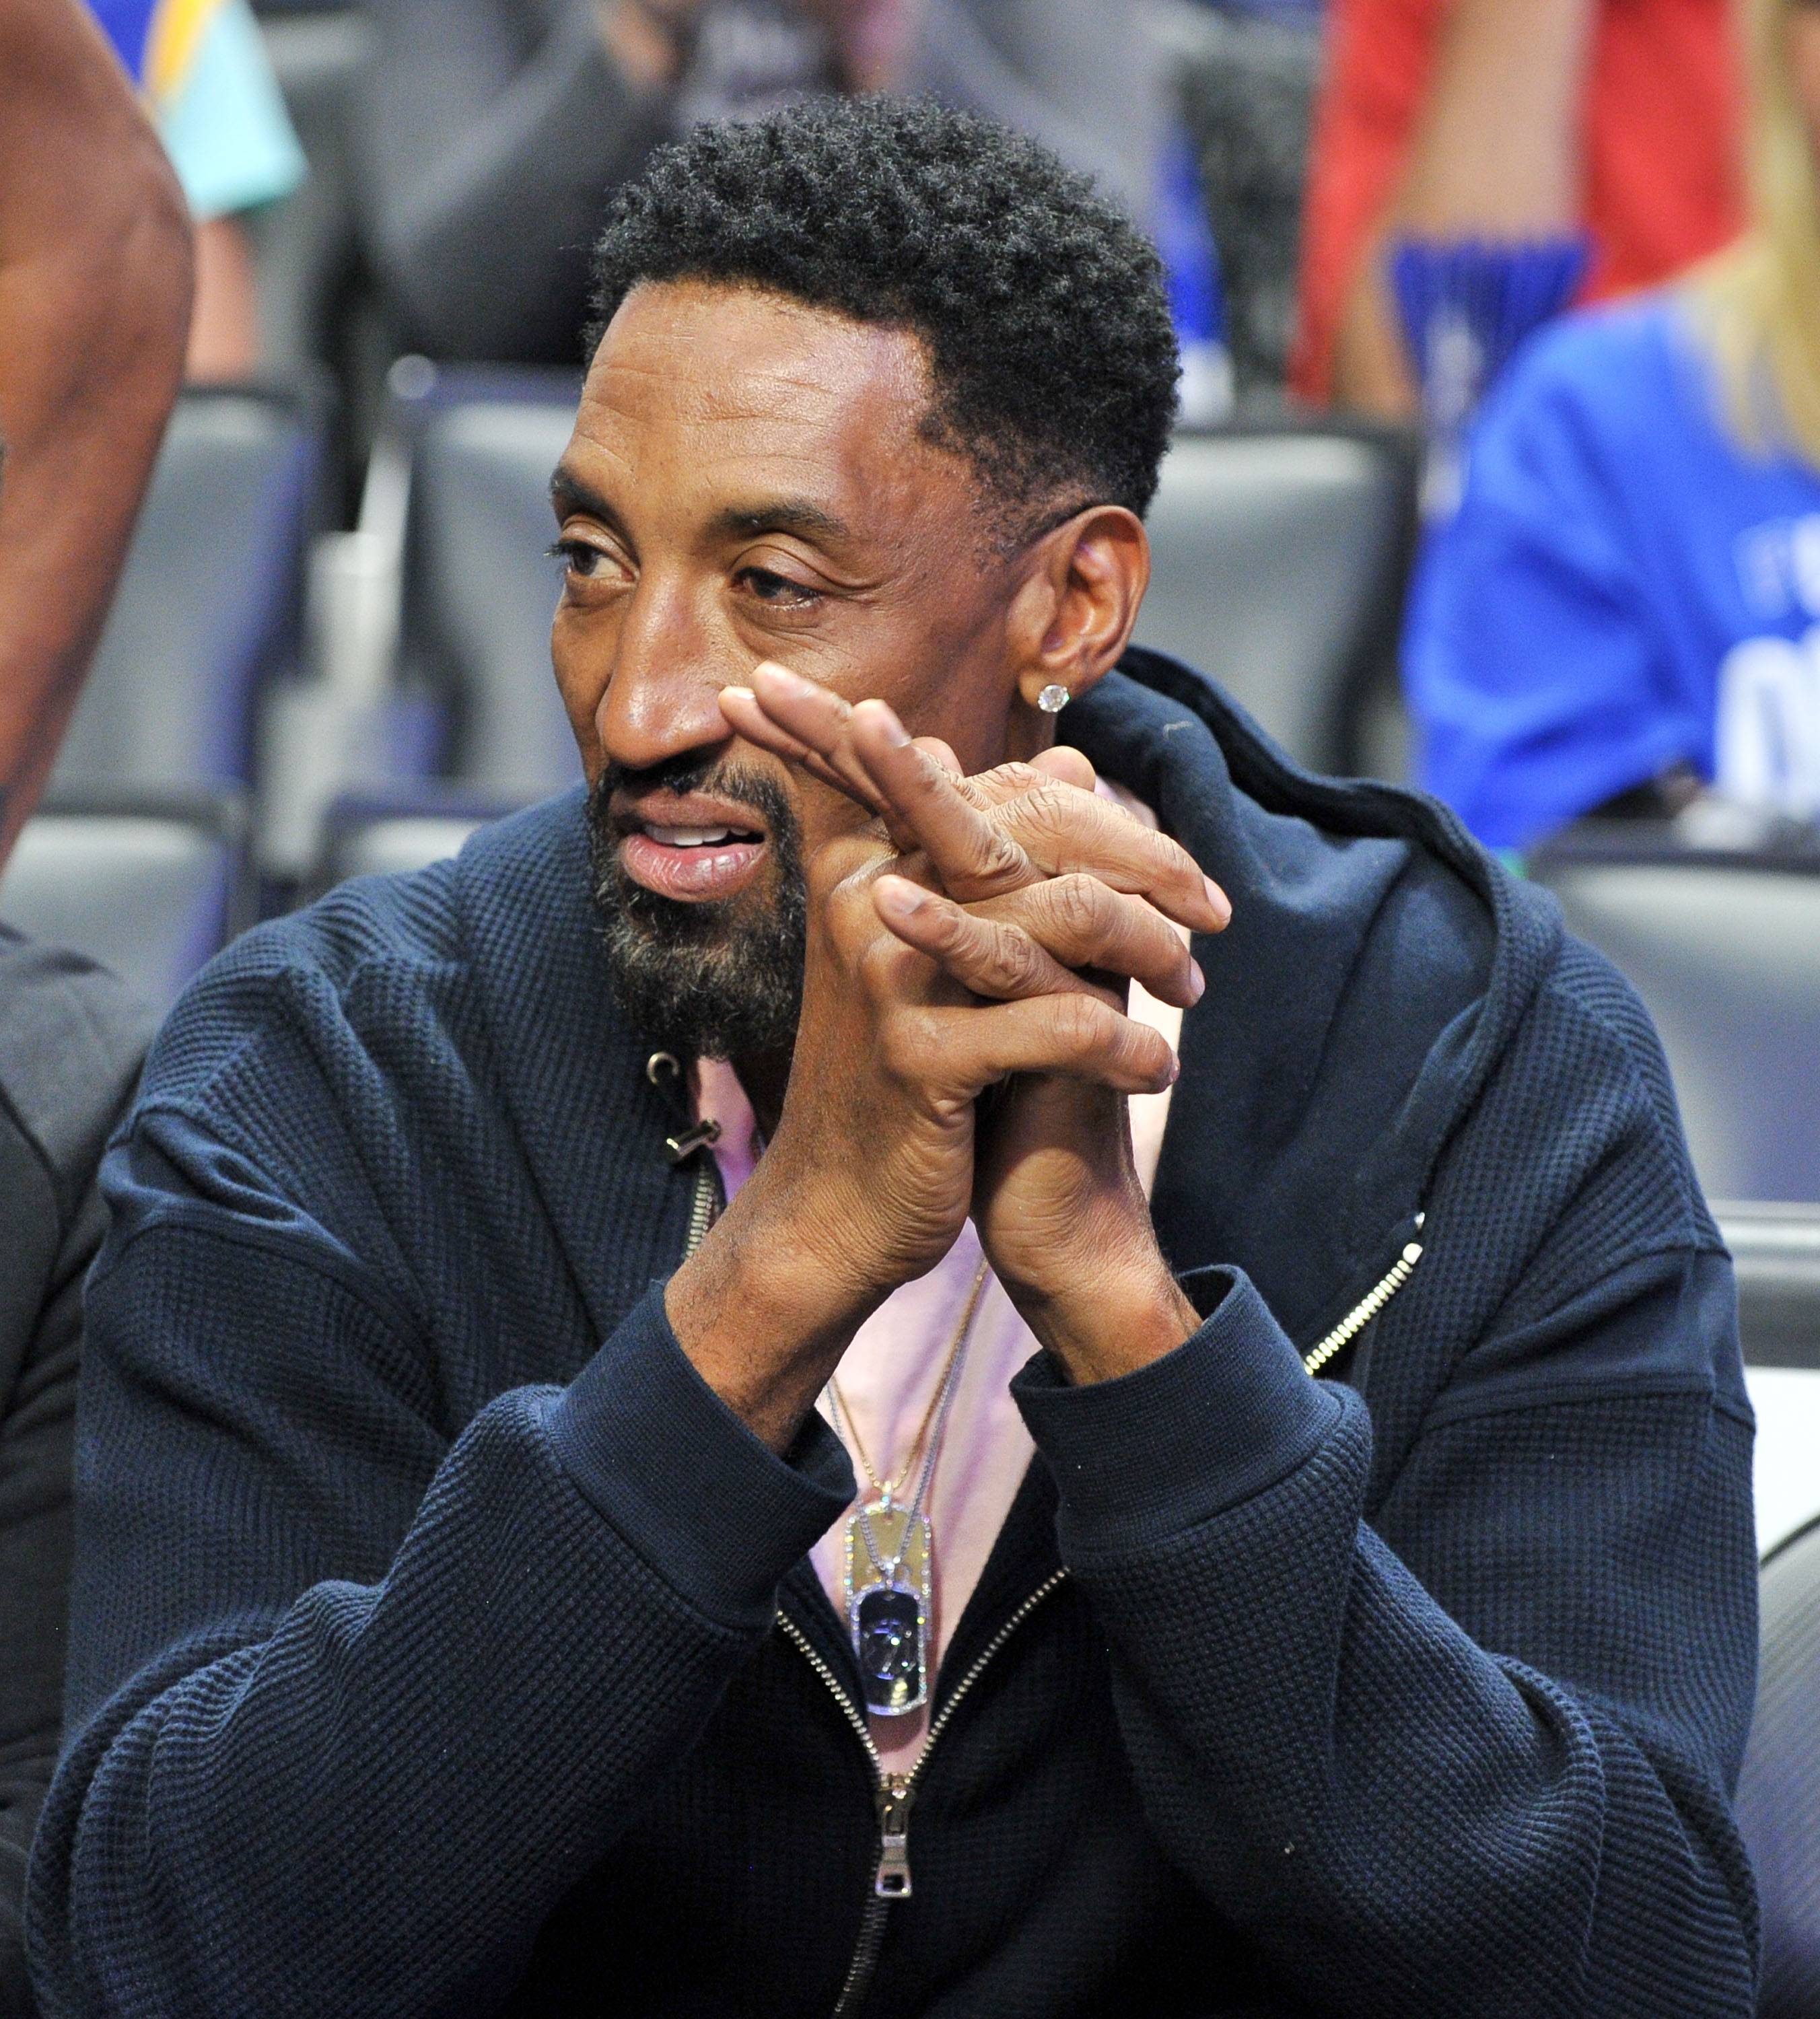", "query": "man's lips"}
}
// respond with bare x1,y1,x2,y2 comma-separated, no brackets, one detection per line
613,792,769,902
